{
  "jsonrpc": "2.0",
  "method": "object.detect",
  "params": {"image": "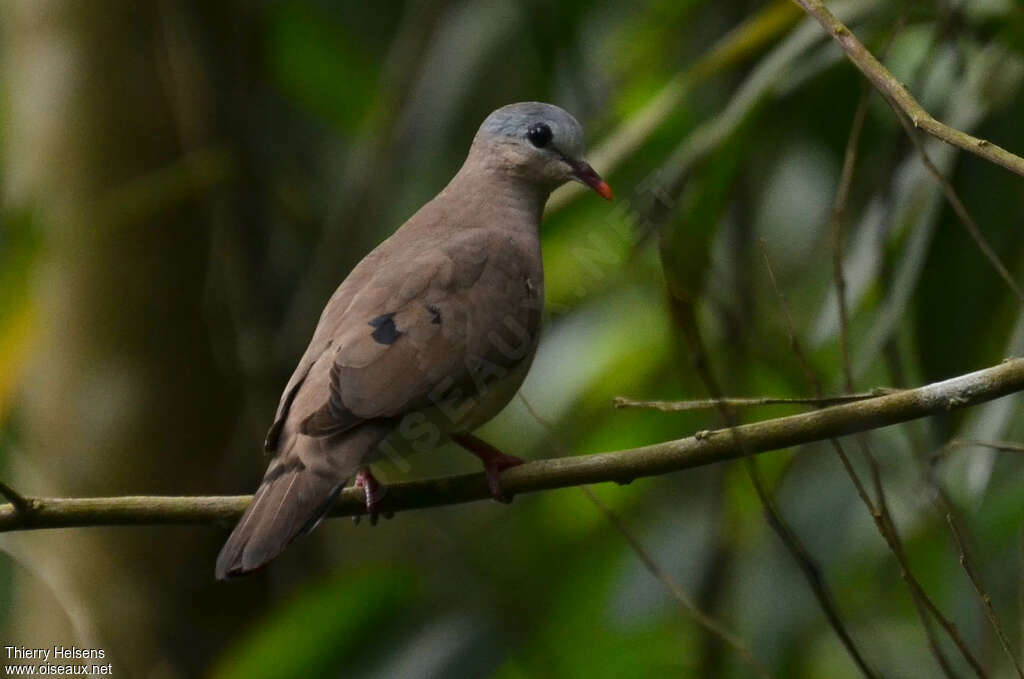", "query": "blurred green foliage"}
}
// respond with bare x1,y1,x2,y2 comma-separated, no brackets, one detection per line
3,0,1024,677
265,2,377,133
211,569,418,679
